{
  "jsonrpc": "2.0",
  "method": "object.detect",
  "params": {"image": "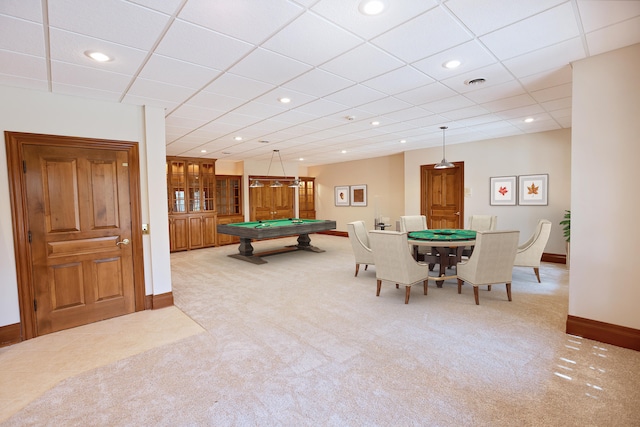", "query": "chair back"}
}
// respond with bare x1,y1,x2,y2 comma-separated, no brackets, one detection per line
457,230,520,285
399,215,427,233
468,215,497,231
347,221,374,265
368,230,427,286
514,219,552,267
